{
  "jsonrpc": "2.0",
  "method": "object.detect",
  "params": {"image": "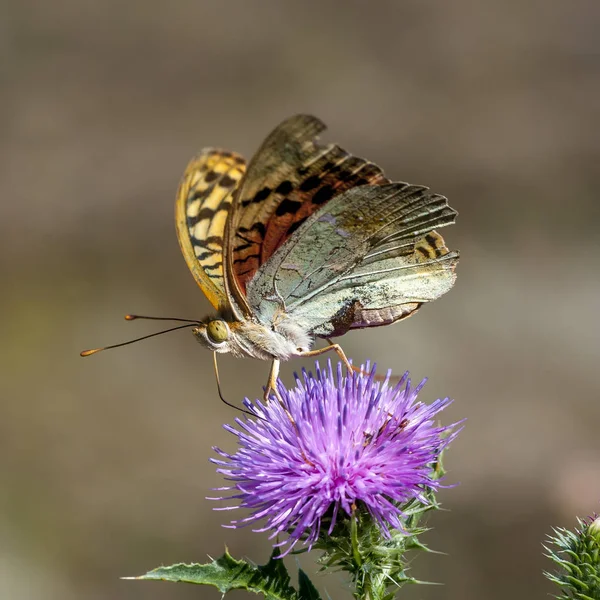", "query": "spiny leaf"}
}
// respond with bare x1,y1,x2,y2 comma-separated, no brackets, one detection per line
298,569,322,600
126,548,298,600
